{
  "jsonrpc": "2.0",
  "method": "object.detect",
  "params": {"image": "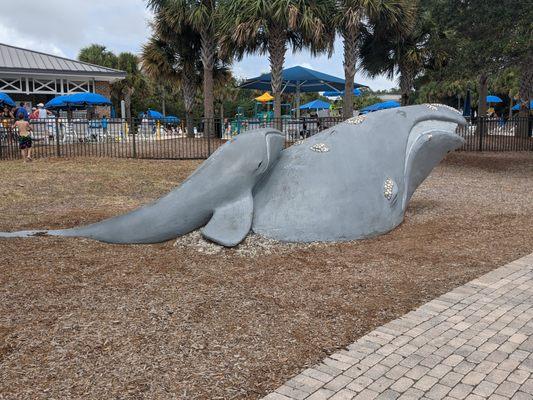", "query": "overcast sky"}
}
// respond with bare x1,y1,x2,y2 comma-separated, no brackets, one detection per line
0,0,396,90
